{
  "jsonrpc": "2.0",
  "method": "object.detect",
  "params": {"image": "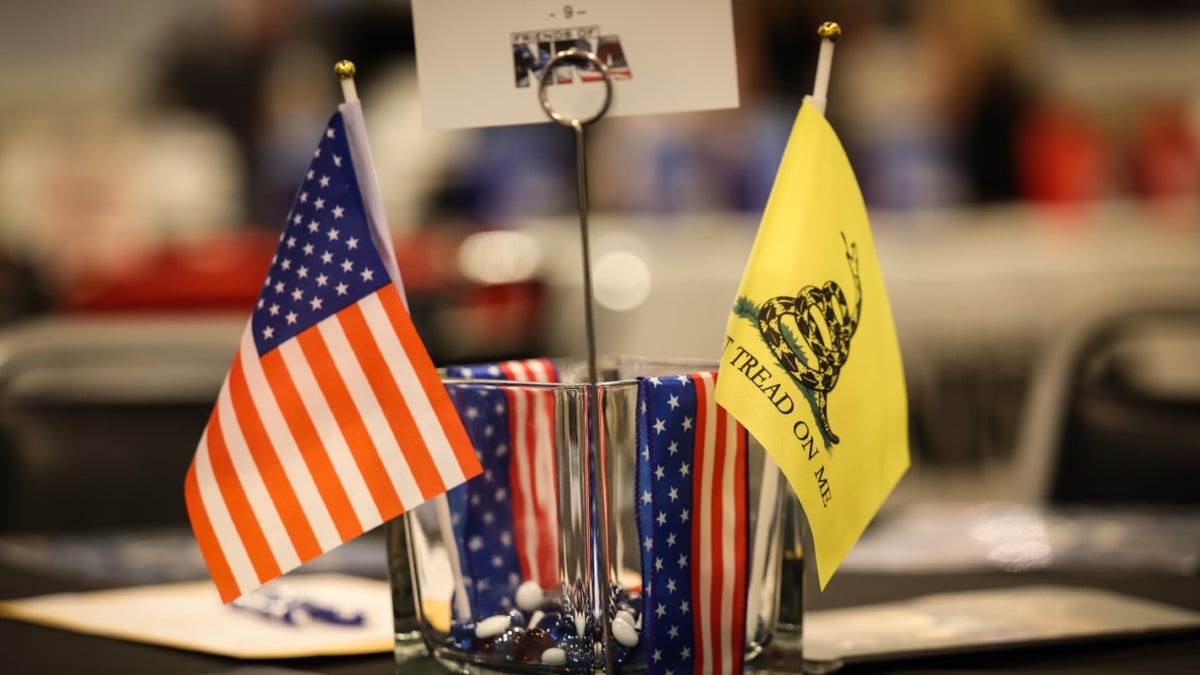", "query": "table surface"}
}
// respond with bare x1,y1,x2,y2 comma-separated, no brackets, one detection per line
3,557,1198,675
